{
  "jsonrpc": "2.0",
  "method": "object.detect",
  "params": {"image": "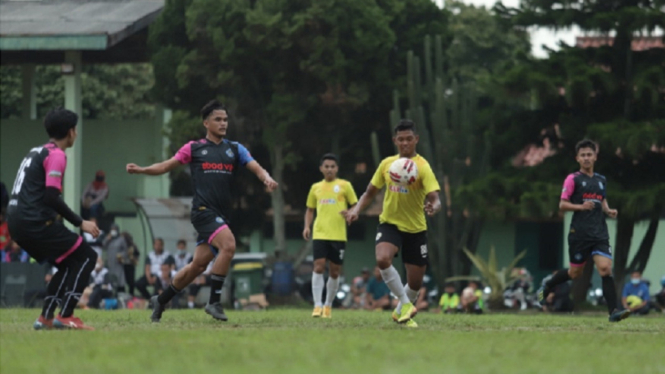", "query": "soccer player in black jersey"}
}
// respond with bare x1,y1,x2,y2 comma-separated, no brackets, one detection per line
7,108,101,330
126,100,278,322
538,139,630,322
